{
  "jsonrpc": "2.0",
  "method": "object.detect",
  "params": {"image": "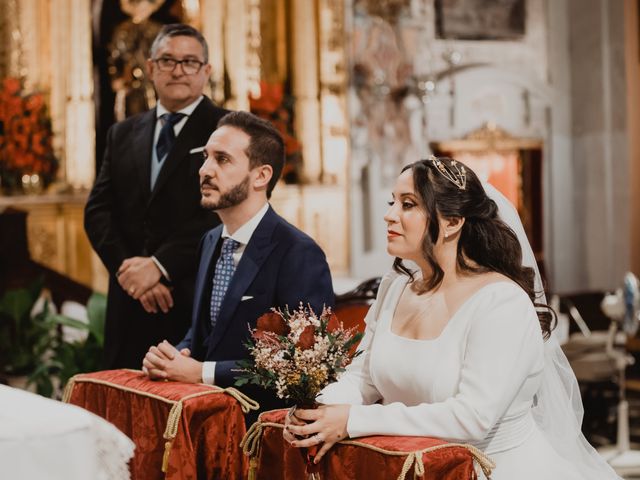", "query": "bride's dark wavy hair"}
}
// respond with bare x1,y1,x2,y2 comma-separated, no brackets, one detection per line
392,157,554,338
